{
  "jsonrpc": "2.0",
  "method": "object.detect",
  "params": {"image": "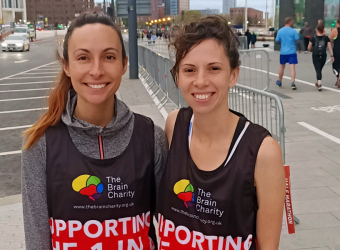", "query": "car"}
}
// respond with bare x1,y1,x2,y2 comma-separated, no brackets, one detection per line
1,34,30,52
13,26,30,38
